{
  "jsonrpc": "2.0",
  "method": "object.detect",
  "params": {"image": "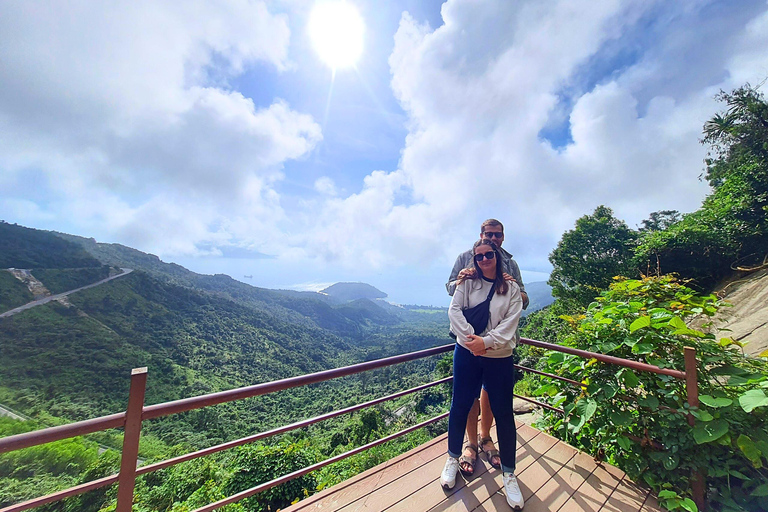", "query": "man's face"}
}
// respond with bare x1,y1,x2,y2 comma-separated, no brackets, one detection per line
481,226,504,248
